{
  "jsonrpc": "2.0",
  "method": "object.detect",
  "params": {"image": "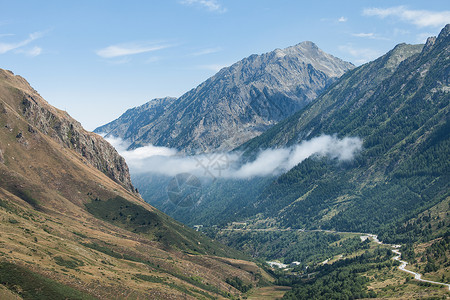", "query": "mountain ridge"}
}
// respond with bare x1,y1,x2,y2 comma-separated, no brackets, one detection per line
95,41,354,153
233,25,450,243
0,69,136,193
